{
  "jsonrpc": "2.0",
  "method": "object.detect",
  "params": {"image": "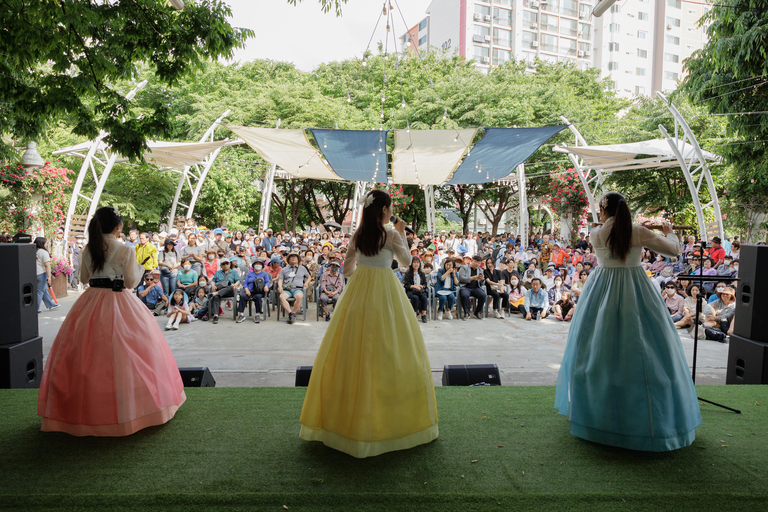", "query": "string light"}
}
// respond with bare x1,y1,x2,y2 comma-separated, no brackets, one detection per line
346,92,351,103
443,109,448,120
